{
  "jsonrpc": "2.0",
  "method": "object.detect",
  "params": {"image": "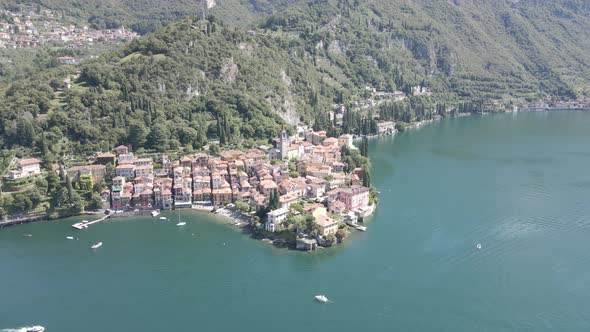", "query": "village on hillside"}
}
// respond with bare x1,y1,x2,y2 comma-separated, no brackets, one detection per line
0,8,137,49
